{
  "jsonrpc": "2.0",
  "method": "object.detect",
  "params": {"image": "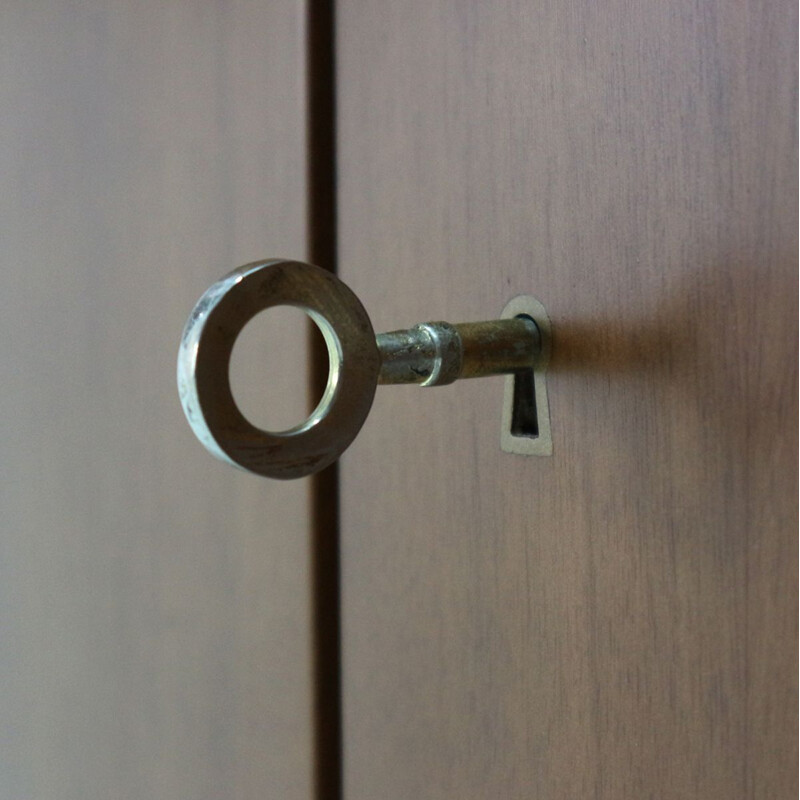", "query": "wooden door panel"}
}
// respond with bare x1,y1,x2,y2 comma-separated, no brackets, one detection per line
337,2,796,797
0,4,313,798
